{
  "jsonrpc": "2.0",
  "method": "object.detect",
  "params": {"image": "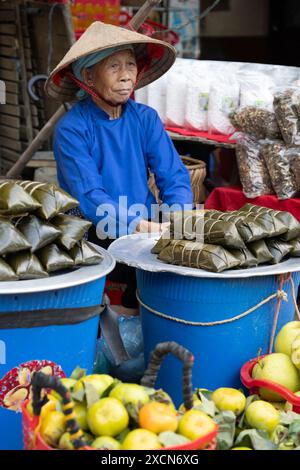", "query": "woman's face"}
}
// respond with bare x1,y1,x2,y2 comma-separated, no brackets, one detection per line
88,49,138,105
